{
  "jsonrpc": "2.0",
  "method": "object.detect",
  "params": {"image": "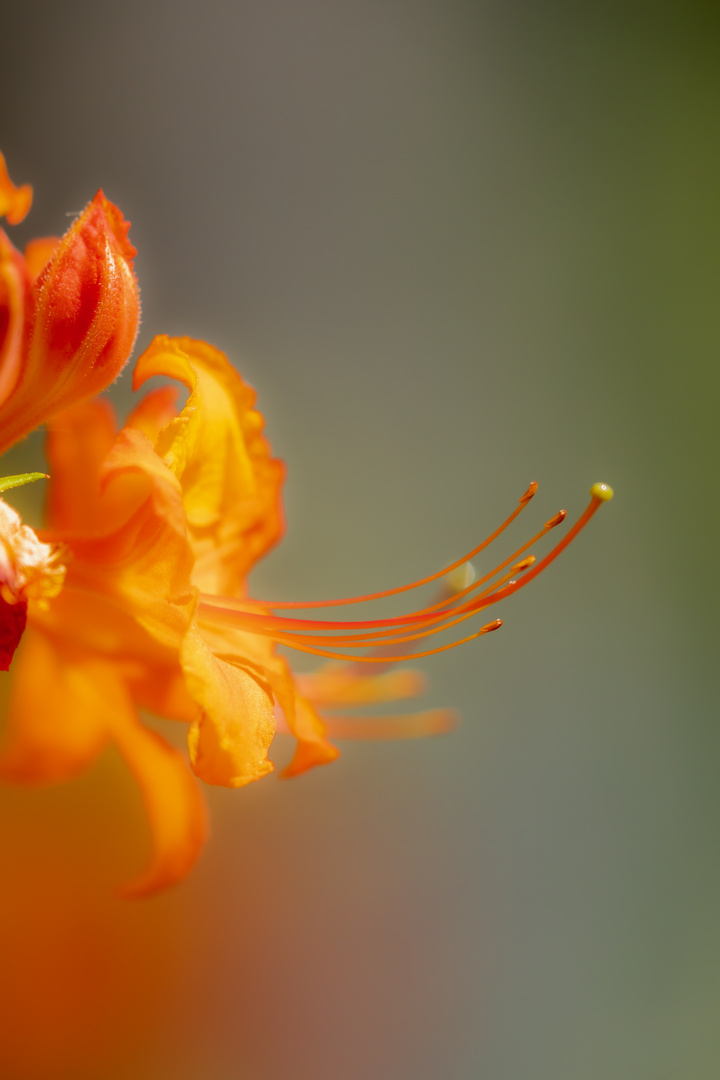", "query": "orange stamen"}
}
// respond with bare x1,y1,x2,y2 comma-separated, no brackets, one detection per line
251,481,539,609
198,505,561,637
263,617,504,664
198,483,613,662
